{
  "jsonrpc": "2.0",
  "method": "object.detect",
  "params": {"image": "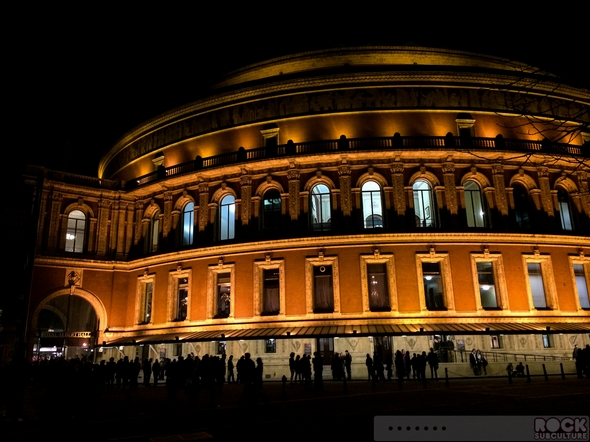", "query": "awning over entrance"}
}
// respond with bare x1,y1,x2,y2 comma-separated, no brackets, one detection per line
103,321,590,347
